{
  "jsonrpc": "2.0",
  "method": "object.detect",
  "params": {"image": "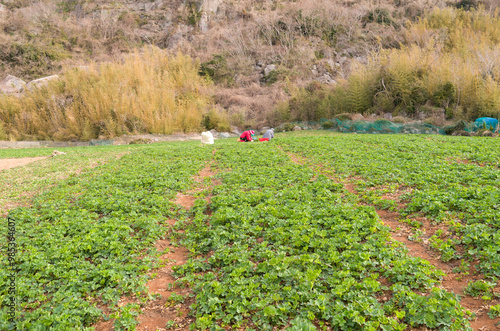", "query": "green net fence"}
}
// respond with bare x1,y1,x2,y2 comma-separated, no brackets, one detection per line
277,119,483,135
89,139,114,146
322,119,446,134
